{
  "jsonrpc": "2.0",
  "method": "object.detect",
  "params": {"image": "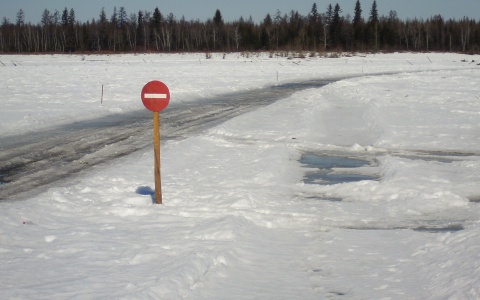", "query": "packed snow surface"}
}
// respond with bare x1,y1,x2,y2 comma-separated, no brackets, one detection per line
1,52,480,299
